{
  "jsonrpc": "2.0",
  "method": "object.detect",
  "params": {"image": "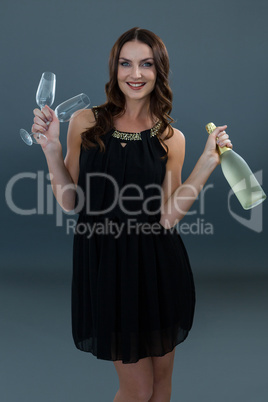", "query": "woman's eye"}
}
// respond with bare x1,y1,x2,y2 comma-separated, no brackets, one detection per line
119,61,153,67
